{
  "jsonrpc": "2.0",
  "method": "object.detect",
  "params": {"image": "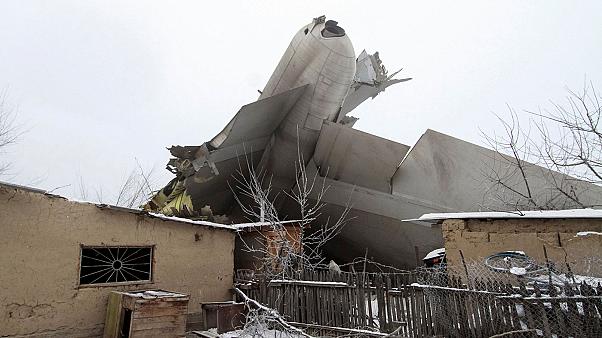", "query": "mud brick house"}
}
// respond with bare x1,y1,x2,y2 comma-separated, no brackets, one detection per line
0,182,236,337
415,209,602,277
